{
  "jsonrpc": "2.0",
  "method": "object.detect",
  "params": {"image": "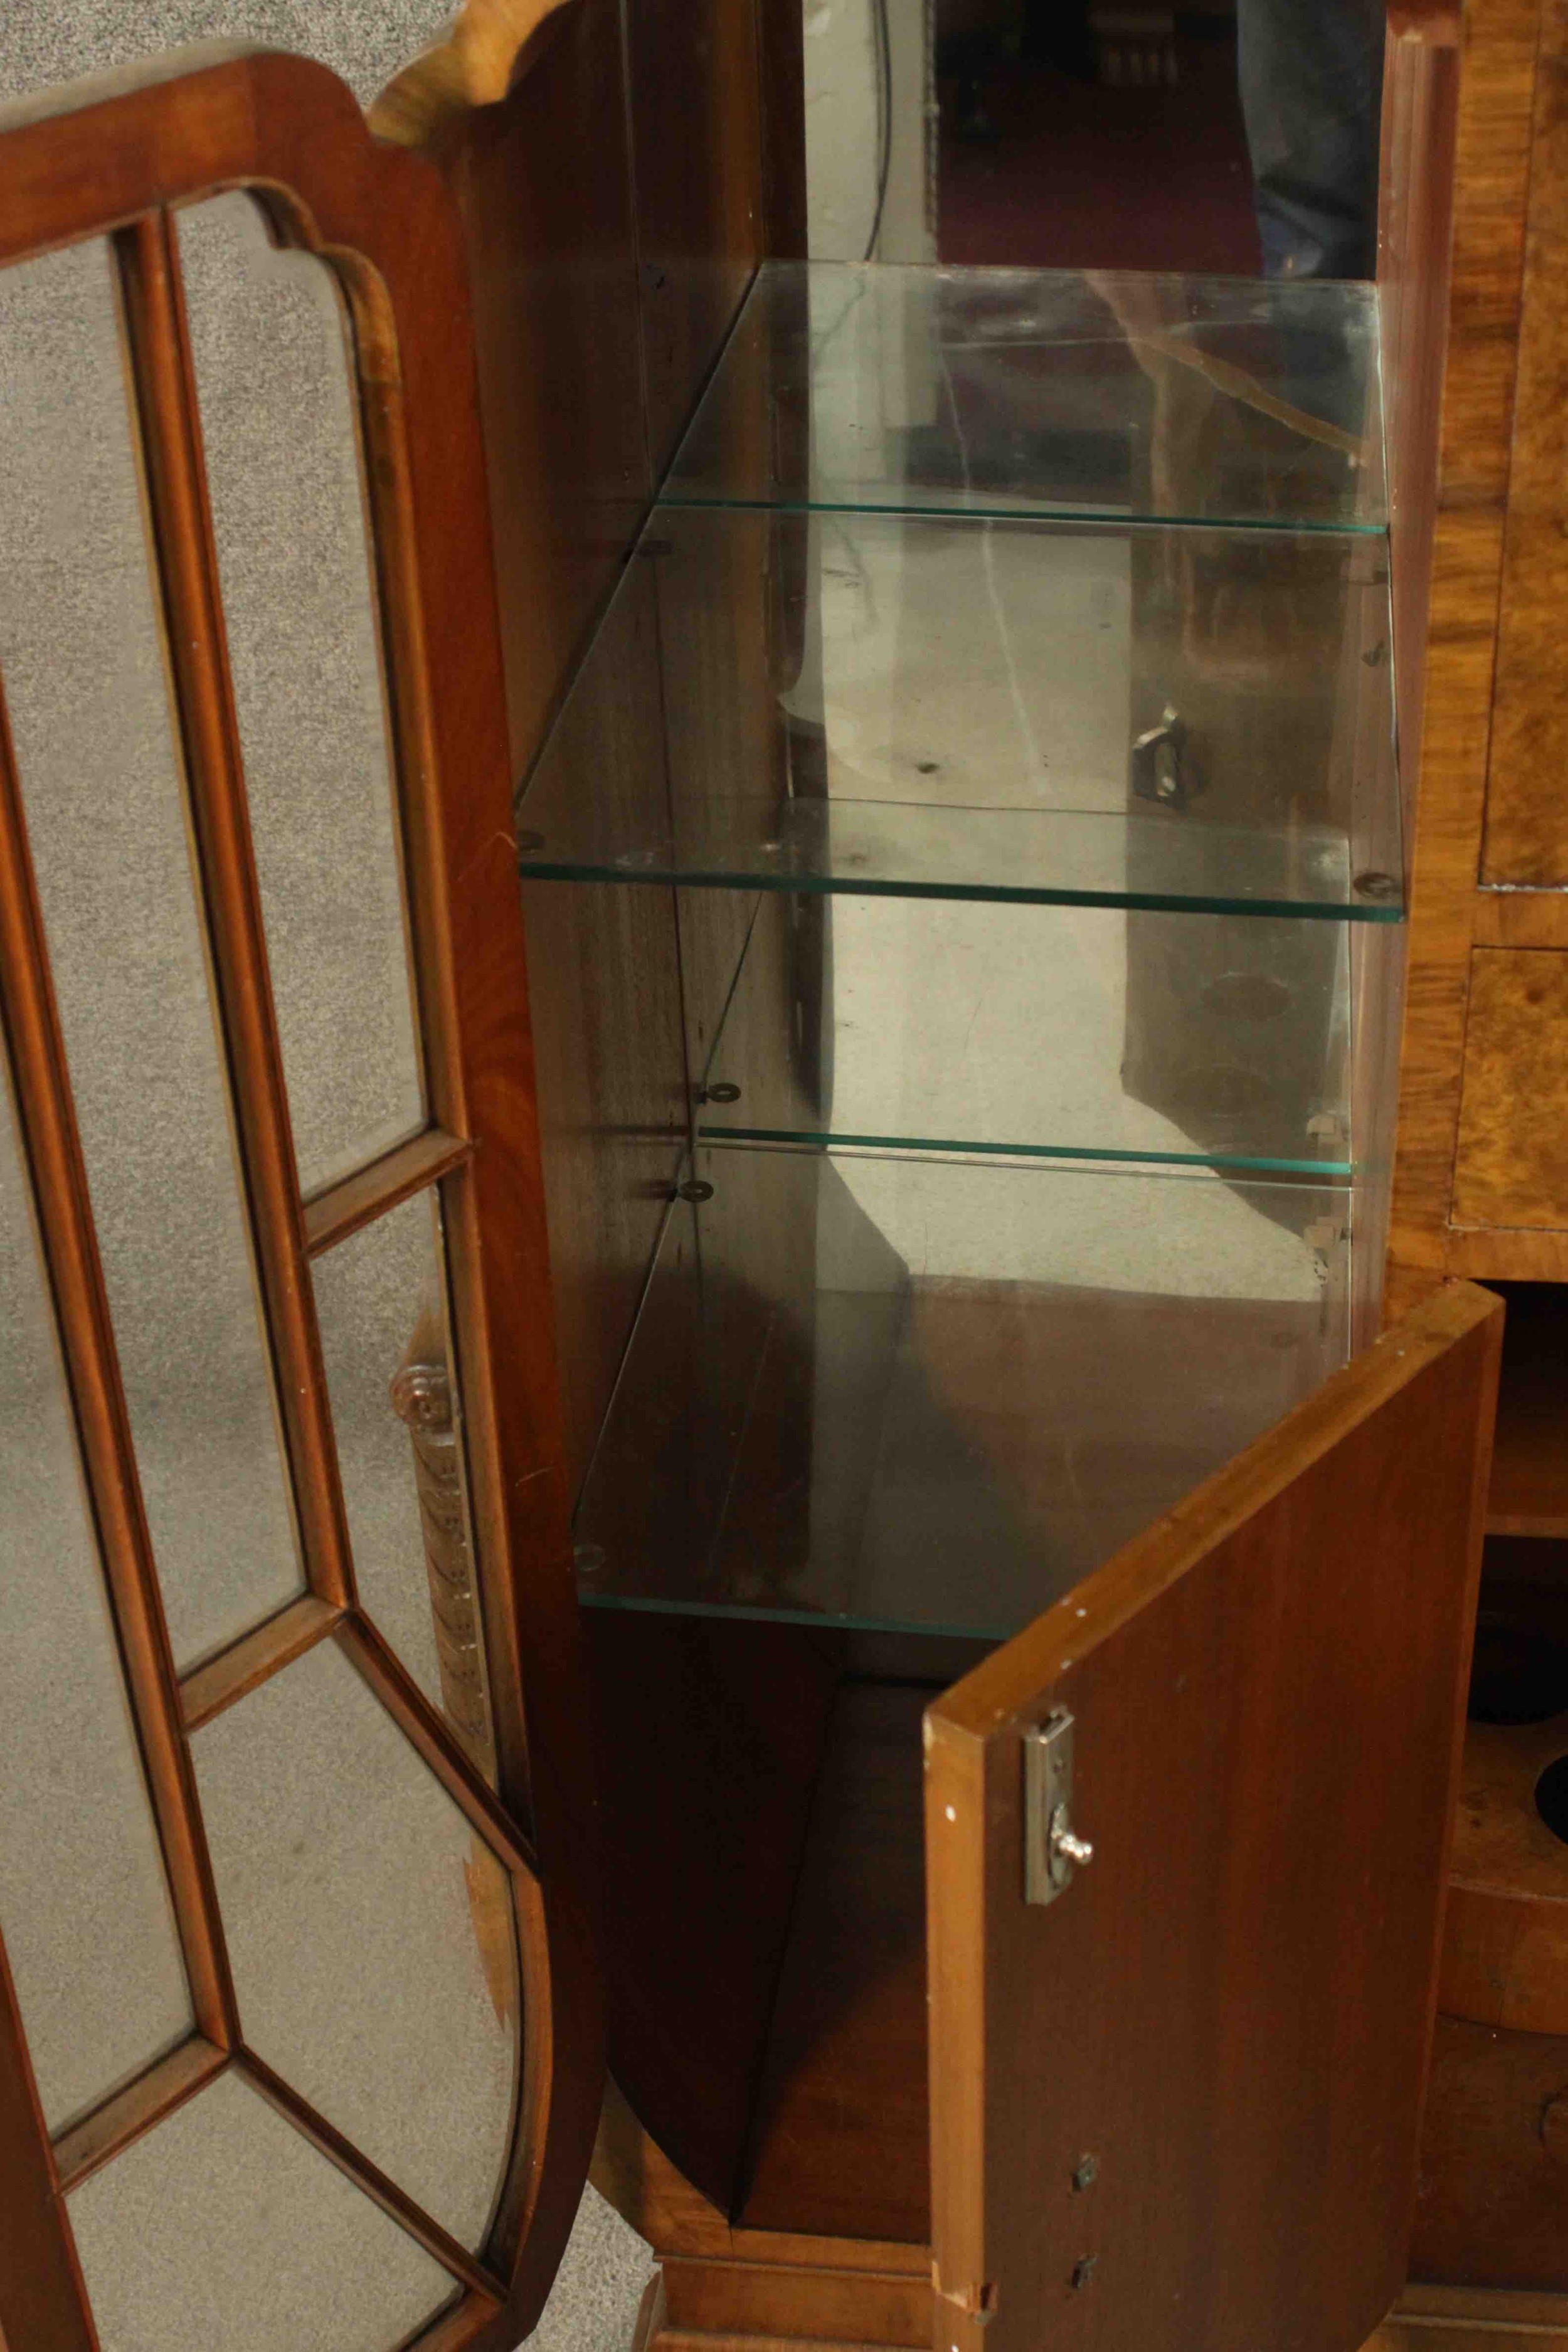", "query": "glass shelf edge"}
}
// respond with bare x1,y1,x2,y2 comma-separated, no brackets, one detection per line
575,1587,1014,1643
665,261,1387,534
517,856,1405,924
694,1125,1356,1178
657,489,1389,536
